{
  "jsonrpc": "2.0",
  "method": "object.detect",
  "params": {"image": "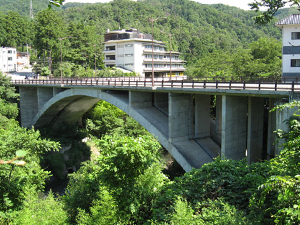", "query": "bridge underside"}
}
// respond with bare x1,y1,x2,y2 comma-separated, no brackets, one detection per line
18,86,296,172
